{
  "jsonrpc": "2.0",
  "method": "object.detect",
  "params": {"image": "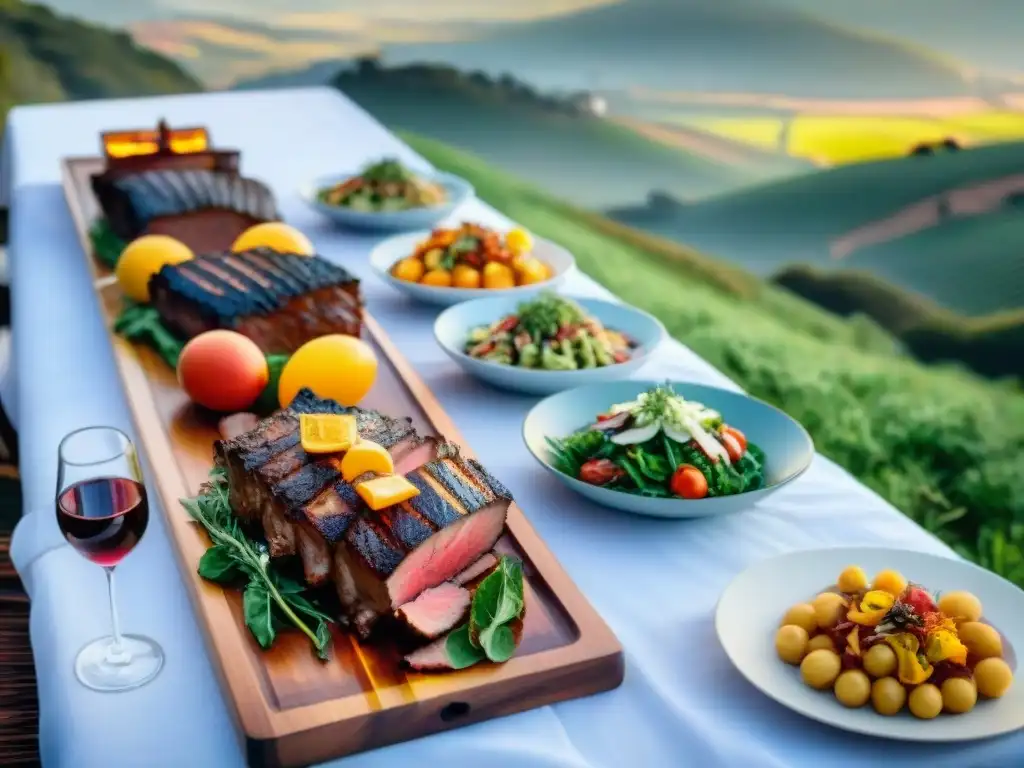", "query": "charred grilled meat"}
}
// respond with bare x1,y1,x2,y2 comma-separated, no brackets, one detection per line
149,249,362,354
